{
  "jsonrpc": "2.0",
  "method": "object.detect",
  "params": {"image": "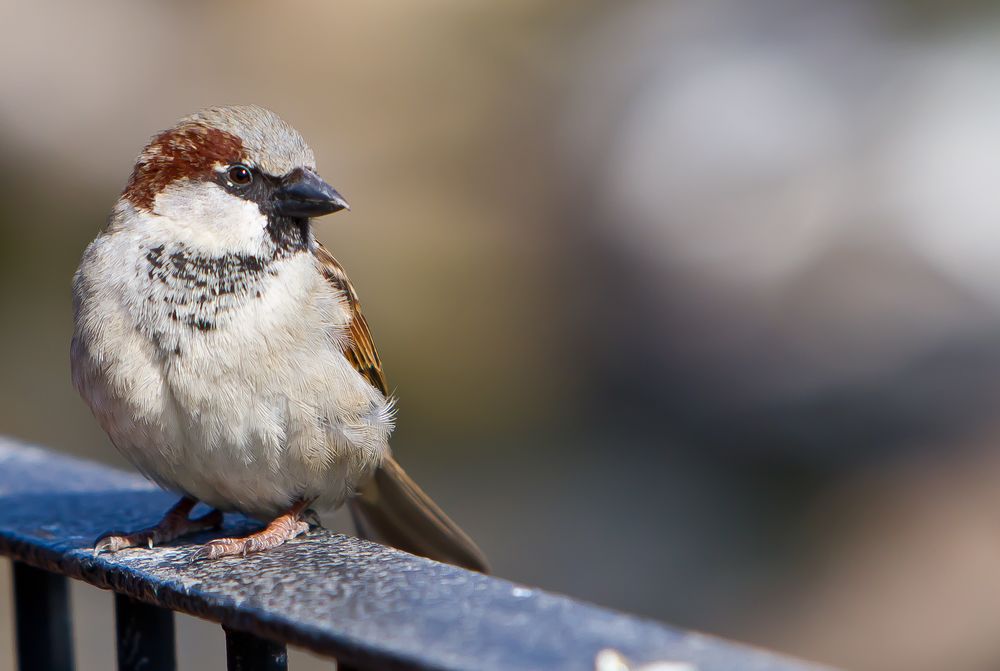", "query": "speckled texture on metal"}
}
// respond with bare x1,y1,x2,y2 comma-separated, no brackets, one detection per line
0,437,833,671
